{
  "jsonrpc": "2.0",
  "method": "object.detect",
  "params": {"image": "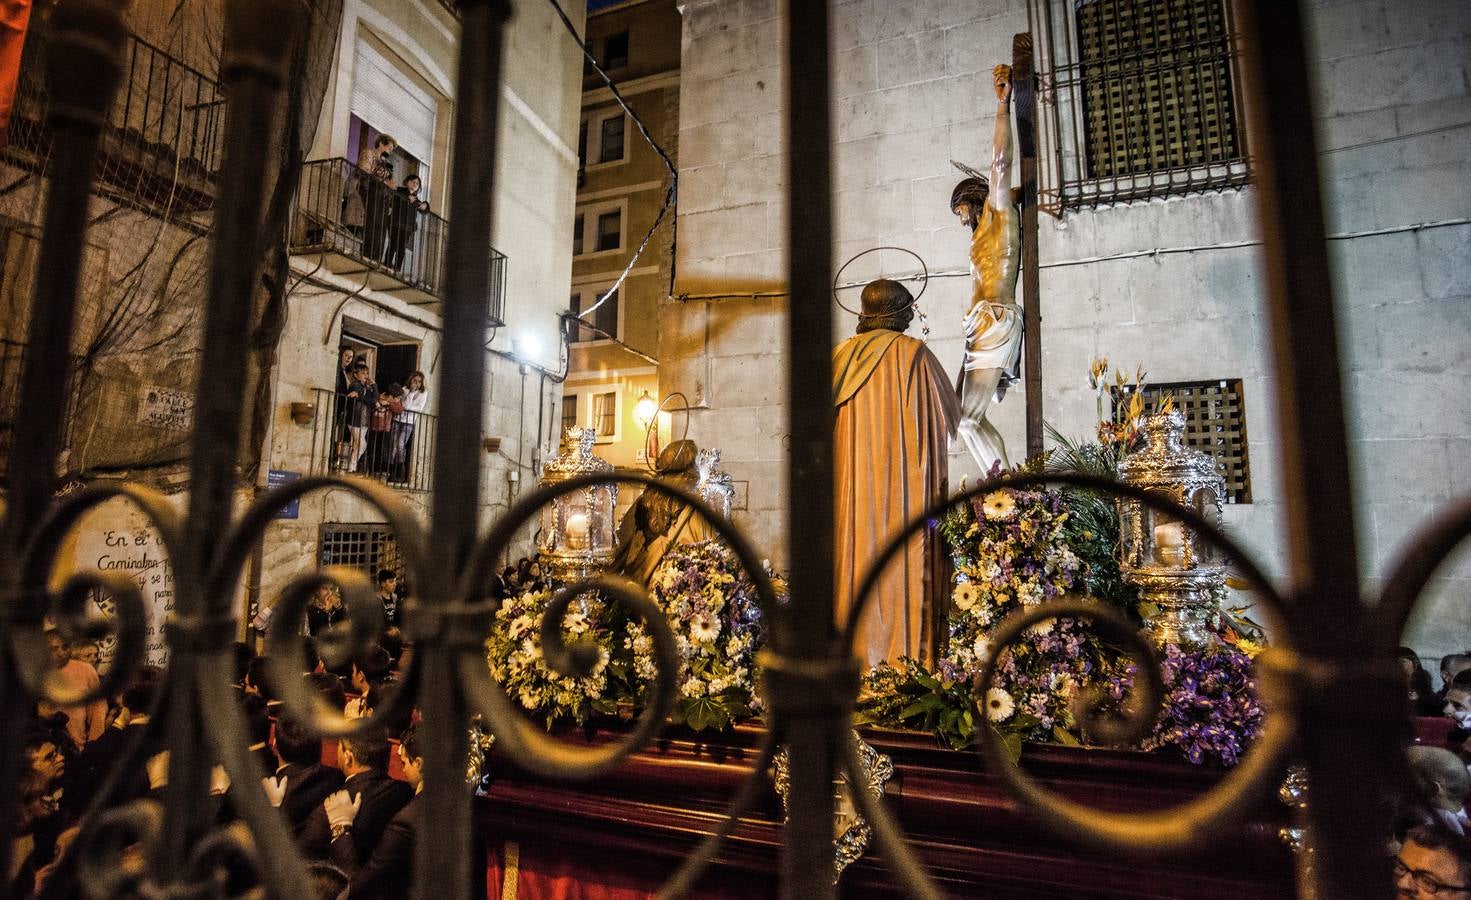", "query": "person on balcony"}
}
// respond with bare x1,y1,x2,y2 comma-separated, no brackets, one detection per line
366,384,403,476
391,371,427,484
348,134,396,262
385,175,429,275
344,363,378,473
